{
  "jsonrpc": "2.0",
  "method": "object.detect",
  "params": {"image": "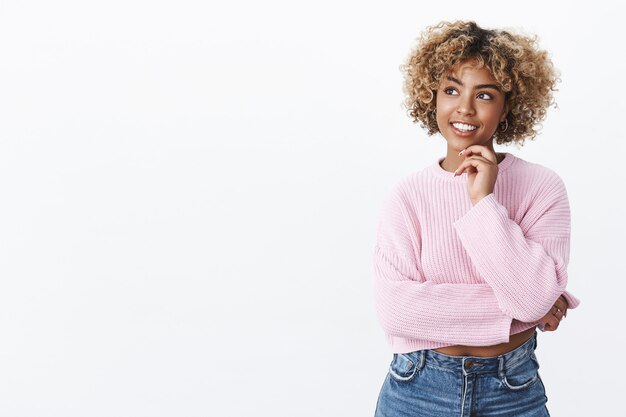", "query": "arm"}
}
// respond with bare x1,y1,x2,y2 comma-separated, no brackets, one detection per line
374,245,513,345
373,183,513,346
453,174,580,323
